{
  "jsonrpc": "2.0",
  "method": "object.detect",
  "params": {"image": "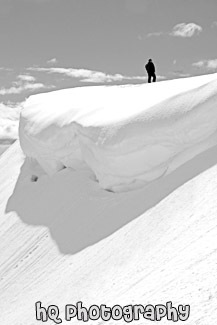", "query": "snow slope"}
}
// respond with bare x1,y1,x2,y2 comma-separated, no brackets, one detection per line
19,73,217,191
1,139,217,324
